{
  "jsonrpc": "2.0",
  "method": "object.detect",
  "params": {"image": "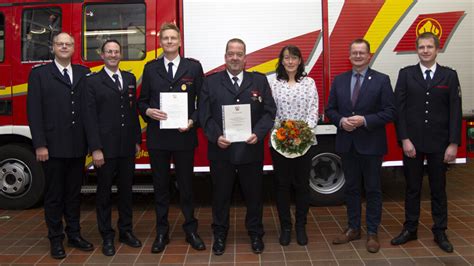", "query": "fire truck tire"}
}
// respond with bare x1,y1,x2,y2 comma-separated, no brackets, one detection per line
308,138,345,206
0,144,44,210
